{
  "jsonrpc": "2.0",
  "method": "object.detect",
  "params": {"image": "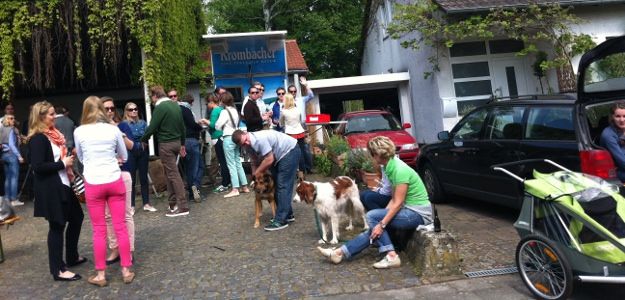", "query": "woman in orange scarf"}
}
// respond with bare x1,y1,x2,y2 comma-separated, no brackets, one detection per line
27,101,86,281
